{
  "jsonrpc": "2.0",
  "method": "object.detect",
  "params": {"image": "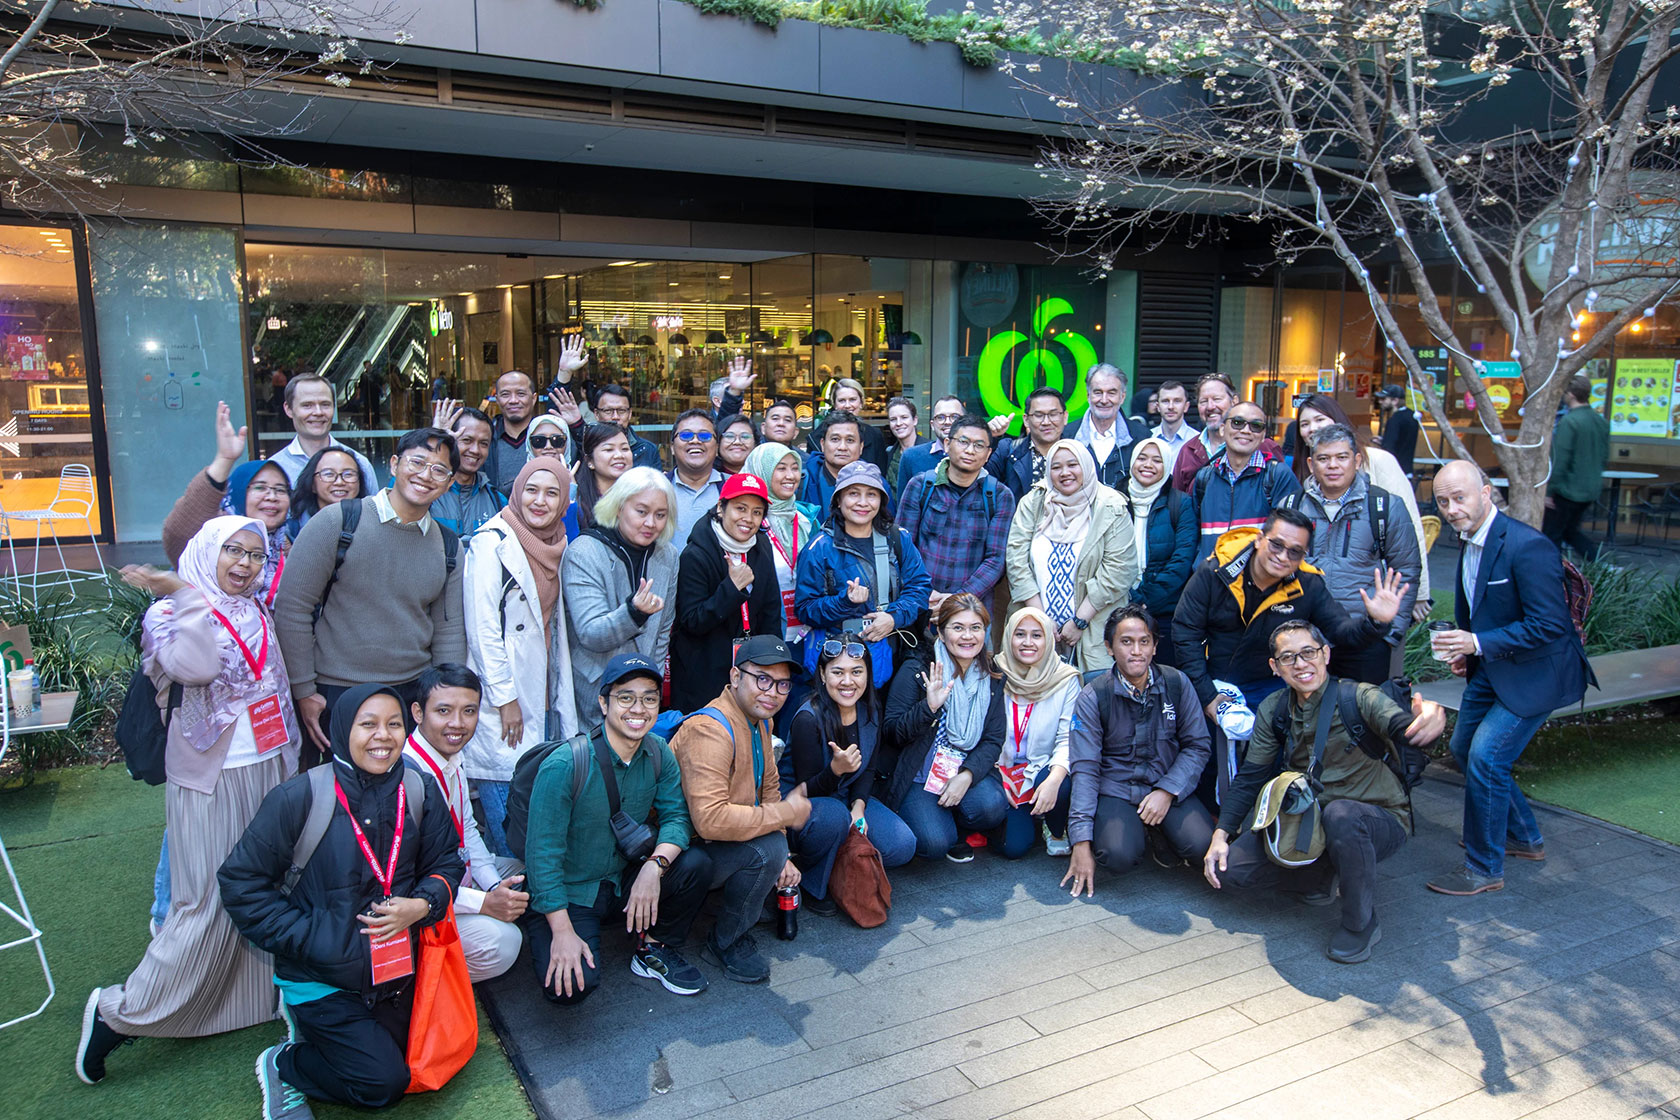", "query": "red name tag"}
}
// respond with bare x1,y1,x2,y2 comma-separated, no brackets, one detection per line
781,589,800,629
249,695,288,755
925,744,963,794
369,929,413,985
999,762,1032,808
